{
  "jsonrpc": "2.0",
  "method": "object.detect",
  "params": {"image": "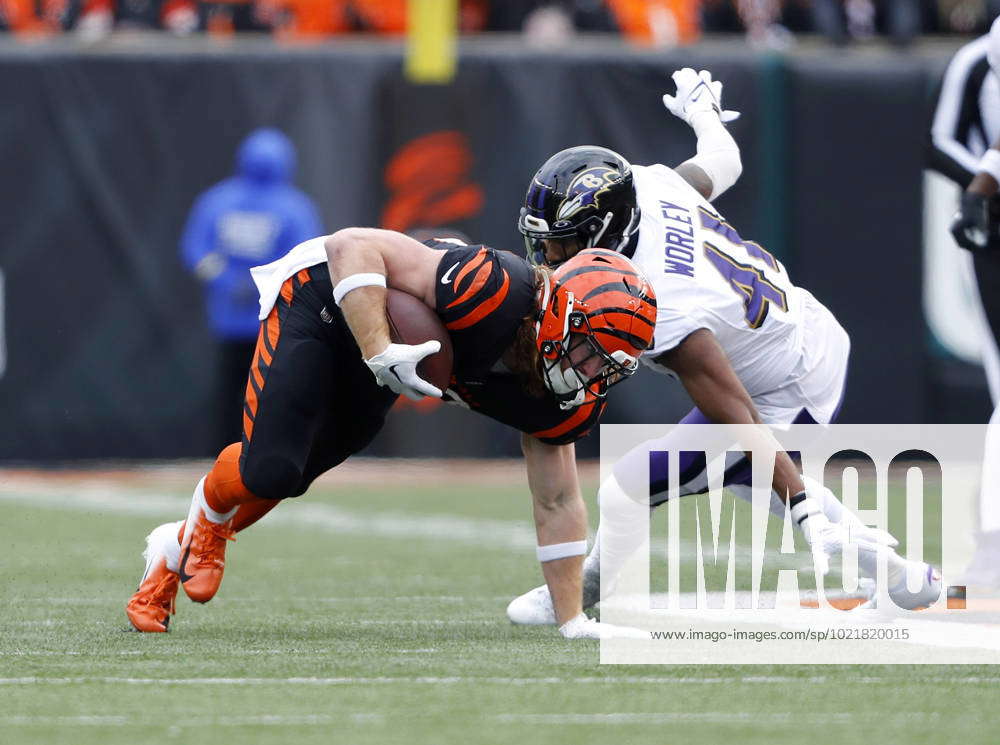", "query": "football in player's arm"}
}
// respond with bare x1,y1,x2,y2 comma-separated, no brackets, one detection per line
326,227,647,635
125,225,657,640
